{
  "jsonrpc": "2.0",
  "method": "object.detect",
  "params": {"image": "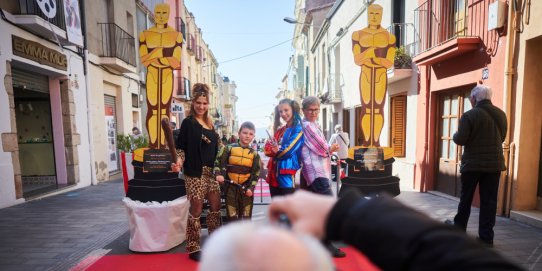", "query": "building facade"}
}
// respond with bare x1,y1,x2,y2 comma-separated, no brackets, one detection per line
85,0,141,181
412,0,508,201
0,0,92,207
507,0,542,225
288,0,420,189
